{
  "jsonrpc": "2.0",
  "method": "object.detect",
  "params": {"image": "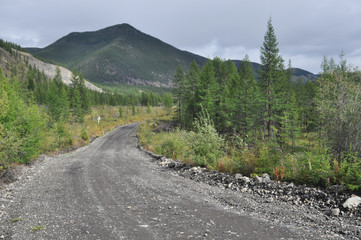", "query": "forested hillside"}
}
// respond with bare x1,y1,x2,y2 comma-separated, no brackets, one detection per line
139,19,361,191
0,42,172,169
27,24,207,87
27,24,317,90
